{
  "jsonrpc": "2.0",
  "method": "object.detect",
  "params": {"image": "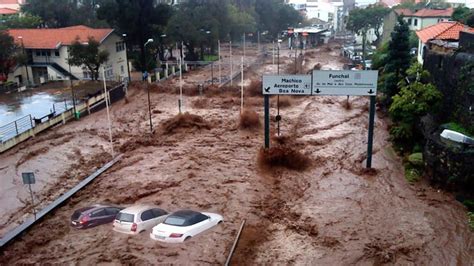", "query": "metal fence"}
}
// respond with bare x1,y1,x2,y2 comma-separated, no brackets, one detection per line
0,115,34,143
0,100,72,143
